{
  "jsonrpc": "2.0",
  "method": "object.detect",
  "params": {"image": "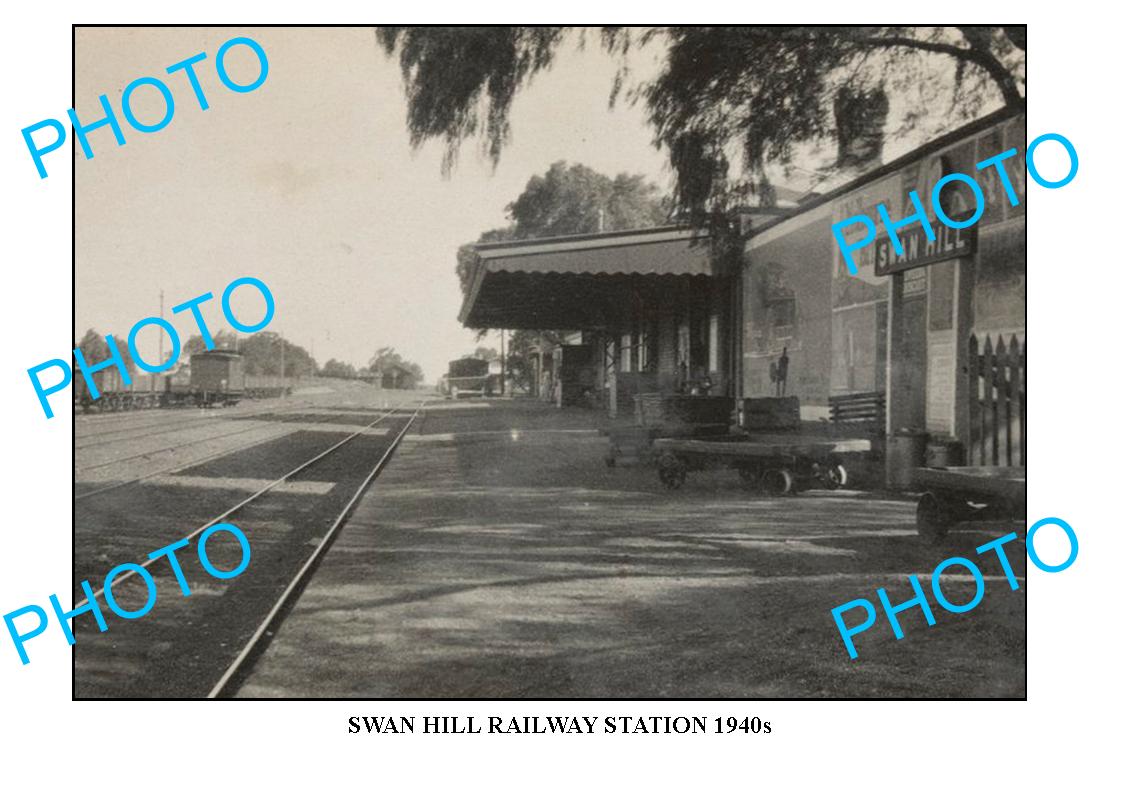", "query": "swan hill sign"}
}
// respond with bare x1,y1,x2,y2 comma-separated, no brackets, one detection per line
873,221,976,275
833,132,1077,277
